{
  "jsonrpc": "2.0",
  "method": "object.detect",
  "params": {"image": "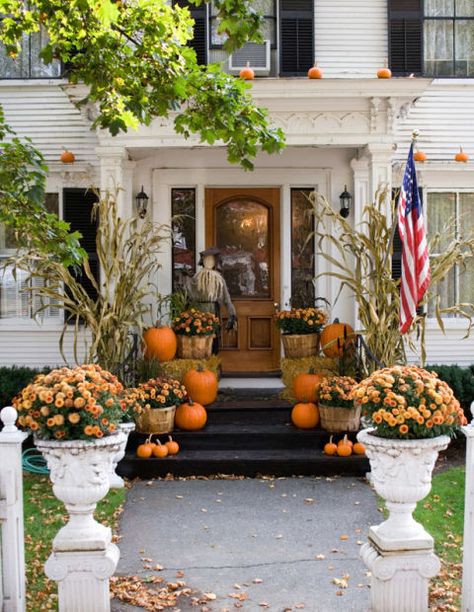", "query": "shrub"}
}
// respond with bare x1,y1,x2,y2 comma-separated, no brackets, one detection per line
0,366,46,408
429,364,474,422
